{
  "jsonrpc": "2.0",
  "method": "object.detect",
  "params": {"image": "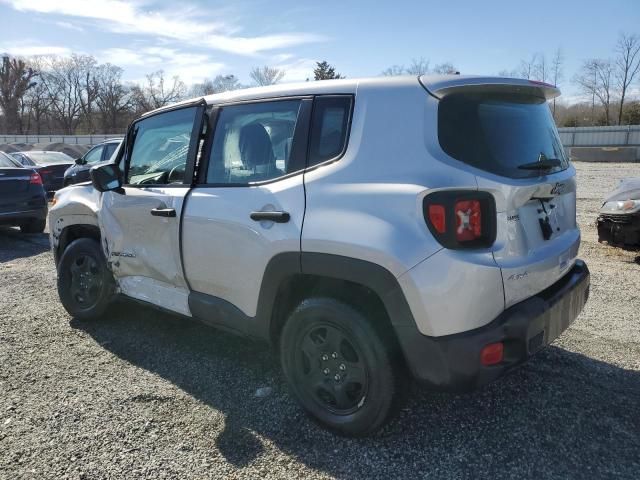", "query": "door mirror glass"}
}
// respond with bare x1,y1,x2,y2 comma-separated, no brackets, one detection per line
91,163,123,192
